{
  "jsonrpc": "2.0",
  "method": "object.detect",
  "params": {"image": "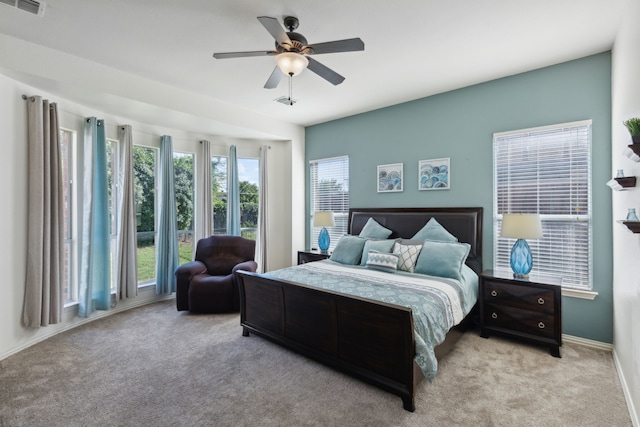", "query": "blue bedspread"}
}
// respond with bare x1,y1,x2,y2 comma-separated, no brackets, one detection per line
265,260,478,381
